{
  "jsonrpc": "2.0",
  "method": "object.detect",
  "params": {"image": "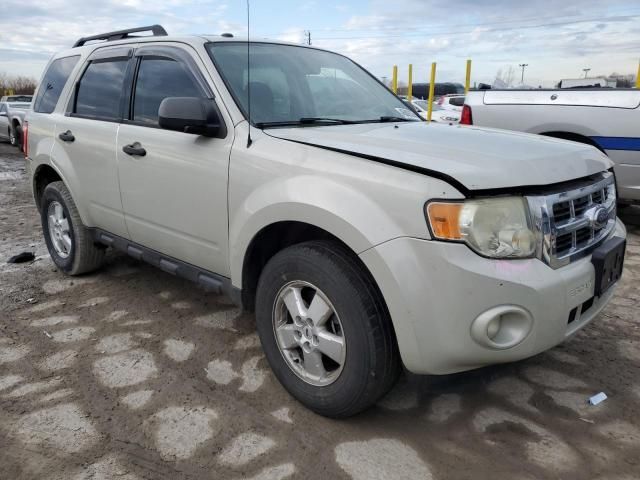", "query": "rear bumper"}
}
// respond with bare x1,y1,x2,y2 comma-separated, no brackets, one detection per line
360,218,626,375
